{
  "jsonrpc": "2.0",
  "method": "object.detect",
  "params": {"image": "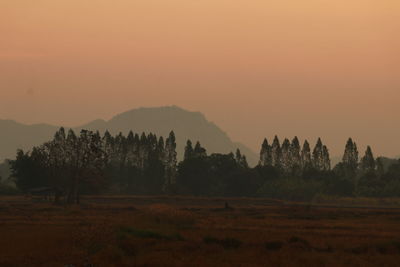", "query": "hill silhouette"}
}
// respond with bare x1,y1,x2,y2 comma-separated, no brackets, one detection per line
78,106,258,165
0,106,258,165
0,120,58,163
